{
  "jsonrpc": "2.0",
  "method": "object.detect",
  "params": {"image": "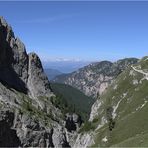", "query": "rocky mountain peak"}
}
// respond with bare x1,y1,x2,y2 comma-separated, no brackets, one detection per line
0,16,8,26
27,52,52,98
0,17,70,147
0,17,51,98
0,16,14,43
53,58,138,98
